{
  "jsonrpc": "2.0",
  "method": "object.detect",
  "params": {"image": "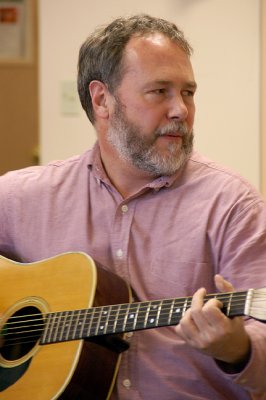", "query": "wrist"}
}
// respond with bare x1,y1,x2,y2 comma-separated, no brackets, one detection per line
215,342,251,374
